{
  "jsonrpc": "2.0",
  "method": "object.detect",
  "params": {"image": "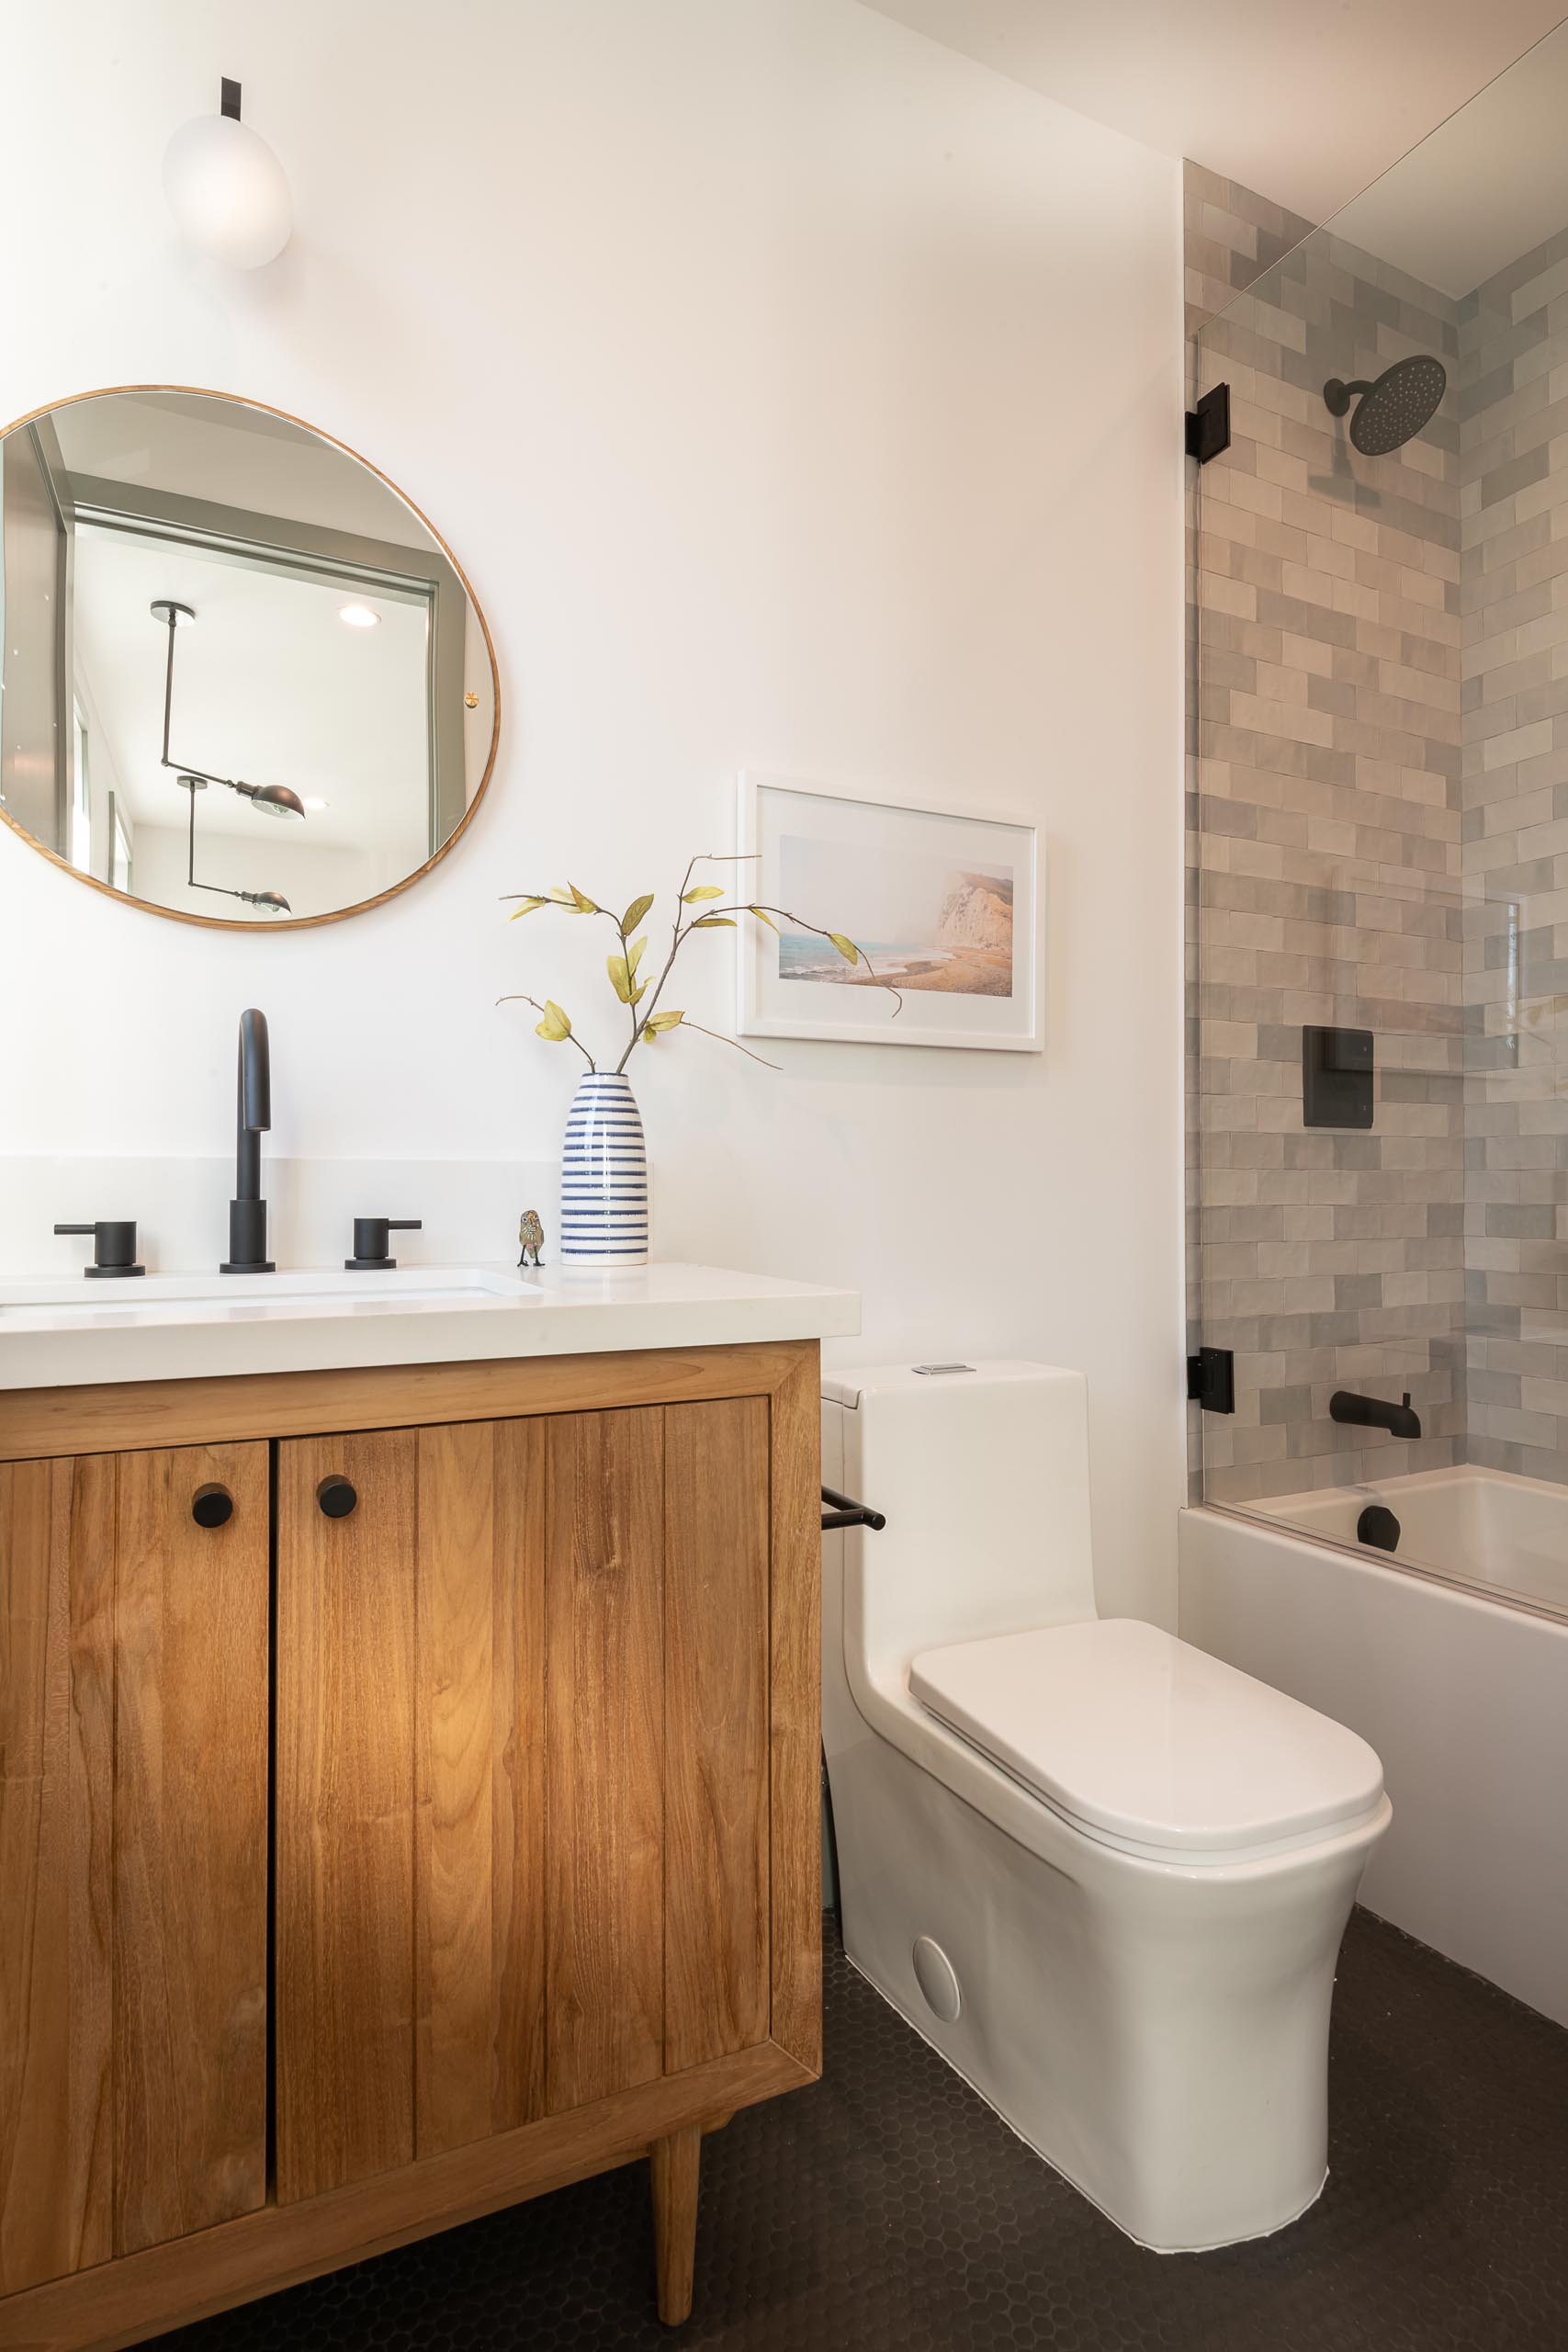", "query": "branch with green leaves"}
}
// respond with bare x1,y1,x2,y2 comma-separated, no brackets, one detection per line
496,854,902,1073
